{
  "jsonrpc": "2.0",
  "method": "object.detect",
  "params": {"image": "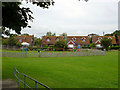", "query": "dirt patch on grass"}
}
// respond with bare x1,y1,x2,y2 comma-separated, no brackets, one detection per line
2,79,18,88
